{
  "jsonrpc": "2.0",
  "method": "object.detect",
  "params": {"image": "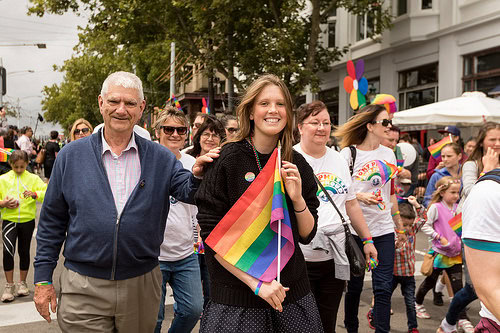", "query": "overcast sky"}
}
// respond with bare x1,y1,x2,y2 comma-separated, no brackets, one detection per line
0,0,88,137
